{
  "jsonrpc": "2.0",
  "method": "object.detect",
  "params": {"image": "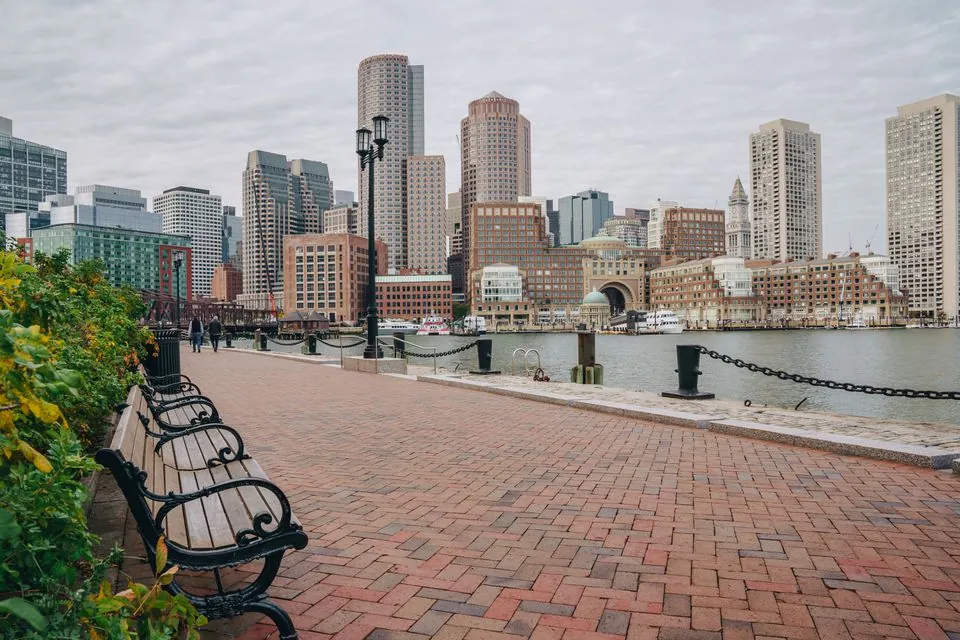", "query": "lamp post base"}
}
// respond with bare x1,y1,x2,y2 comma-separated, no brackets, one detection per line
363,345,383,360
